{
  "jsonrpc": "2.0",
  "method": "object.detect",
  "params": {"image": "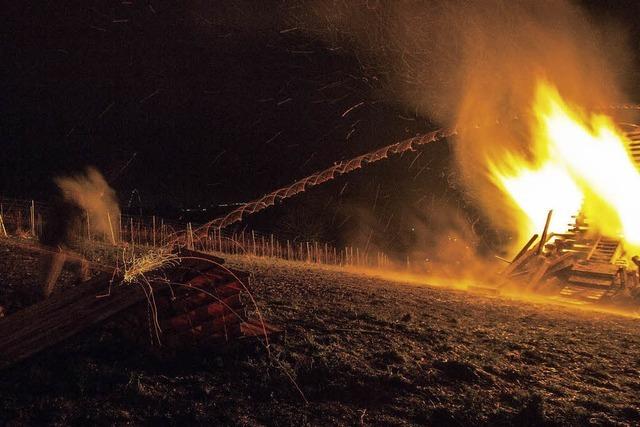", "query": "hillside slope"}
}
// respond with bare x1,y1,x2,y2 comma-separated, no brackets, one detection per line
1,241,639,426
